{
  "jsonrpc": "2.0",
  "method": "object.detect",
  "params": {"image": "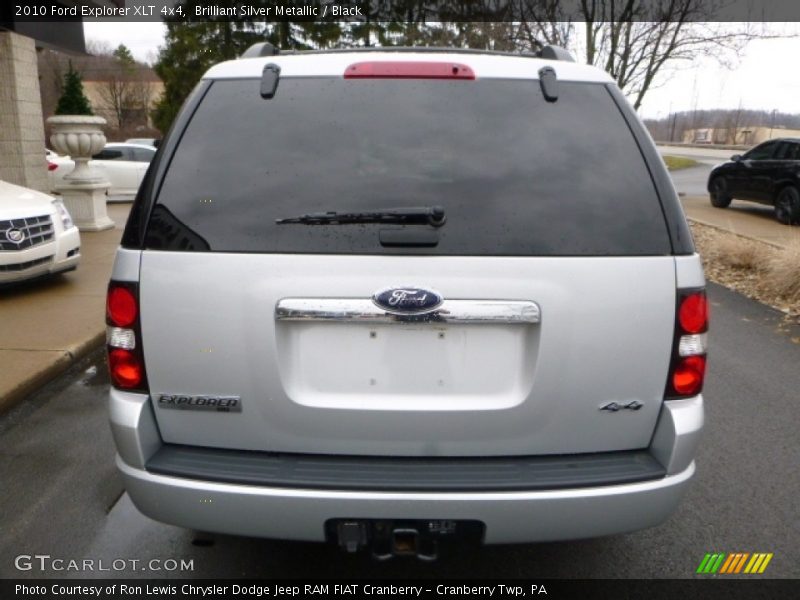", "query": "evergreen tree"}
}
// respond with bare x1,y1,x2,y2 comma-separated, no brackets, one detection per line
54,62,93,116
112,44,136,66
151,1,344,133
